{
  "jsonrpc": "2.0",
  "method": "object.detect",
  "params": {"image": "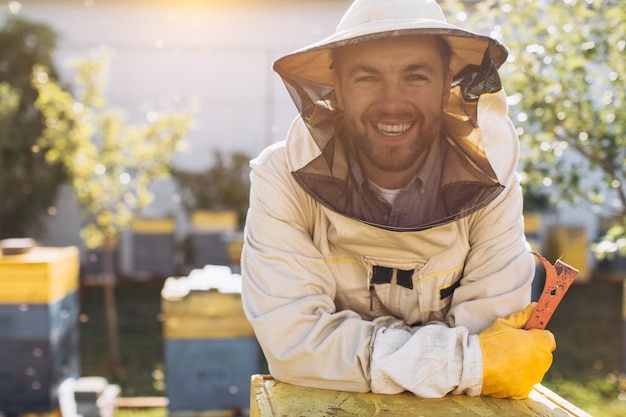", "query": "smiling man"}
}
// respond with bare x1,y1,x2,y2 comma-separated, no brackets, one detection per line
241,0,556,399
333,35,452,191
